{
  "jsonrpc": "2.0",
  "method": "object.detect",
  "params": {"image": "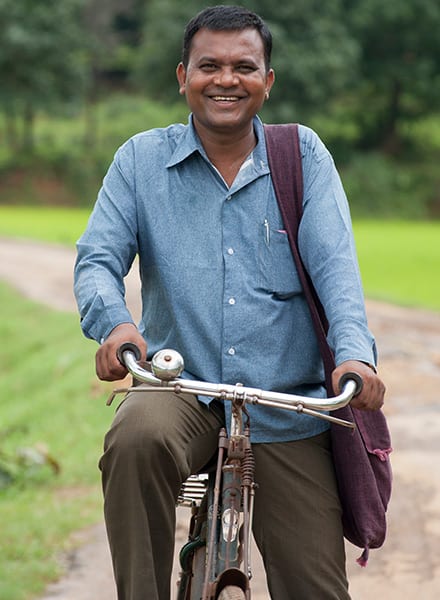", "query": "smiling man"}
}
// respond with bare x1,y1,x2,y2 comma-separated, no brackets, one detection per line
74,5,385,600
